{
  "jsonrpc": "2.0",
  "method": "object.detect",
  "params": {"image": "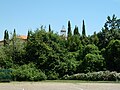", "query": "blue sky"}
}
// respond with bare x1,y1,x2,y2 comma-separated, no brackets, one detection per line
0,0,120,40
